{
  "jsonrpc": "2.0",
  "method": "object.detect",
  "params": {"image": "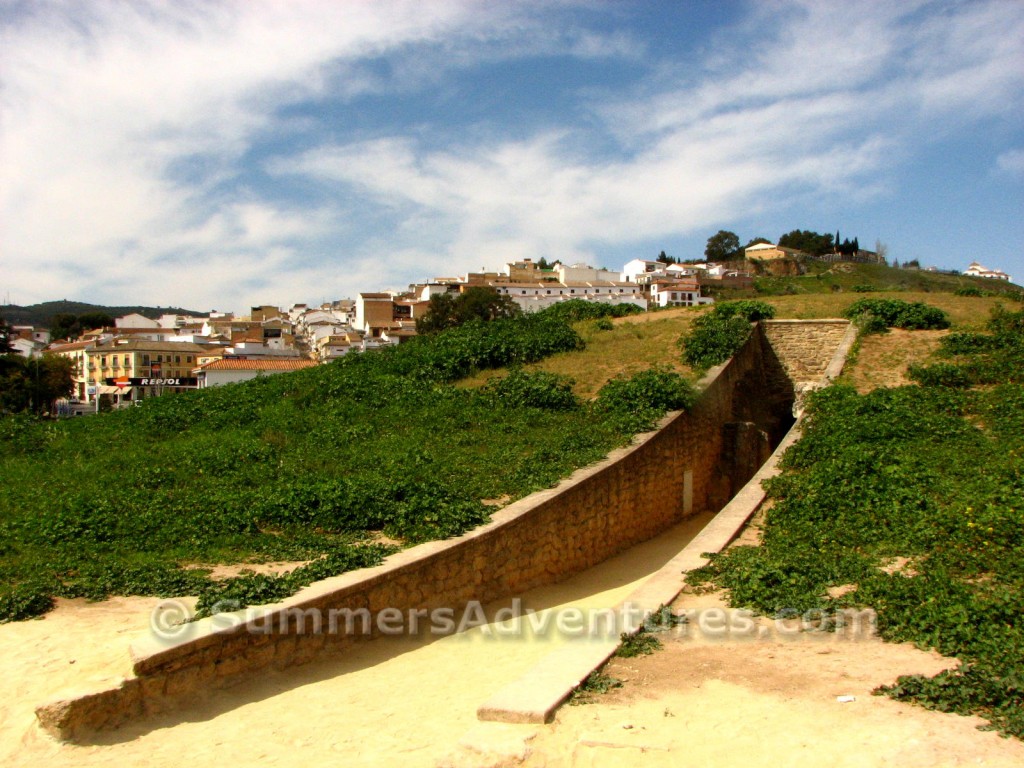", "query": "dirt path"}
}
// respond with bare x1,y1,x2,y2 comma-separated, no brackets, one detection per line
0,516,713,767
5,505,1022,766
520,590,1024,767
